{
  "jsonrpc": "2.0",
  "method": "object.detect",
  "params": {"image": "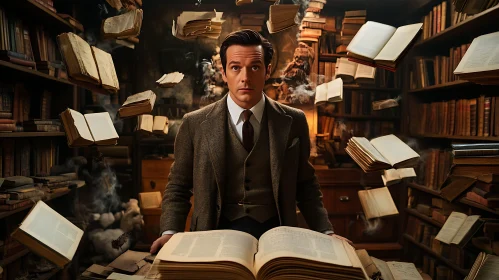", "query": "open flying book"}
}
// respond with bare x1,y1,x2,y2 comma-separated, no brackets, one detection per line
102,9,143,39
315,77,343,105
336,57,376,84
358,187,399,220
173,11,224,40
465,252,499,280
118,90,156,118
435,211,483,247
345,134,420,172
145,226,369,280
11,201,84,268
57,33,119,93
266,4,299,34
454,31,499,85
61,109,119,147
371,257,423,280
156,72,184,88
346,21,423,71
382,168,416,186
